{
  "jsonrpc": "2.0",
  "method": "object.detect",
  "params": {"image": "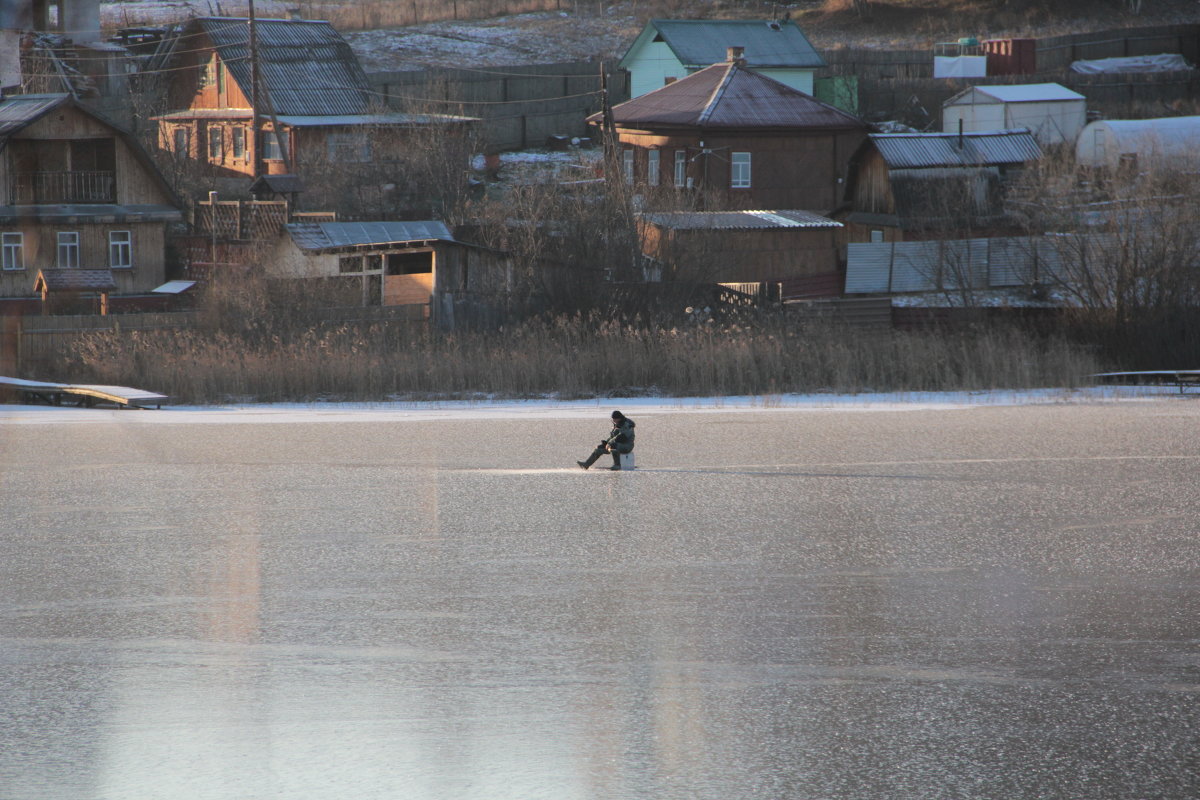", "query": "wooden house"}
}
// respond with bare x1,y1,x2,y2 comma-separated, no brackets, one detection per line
153,17,476,185
589,50,870,213
0,94,183,307
638,209,842,285
619,19,825,98
266,220,511,323
839,129,1043,243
